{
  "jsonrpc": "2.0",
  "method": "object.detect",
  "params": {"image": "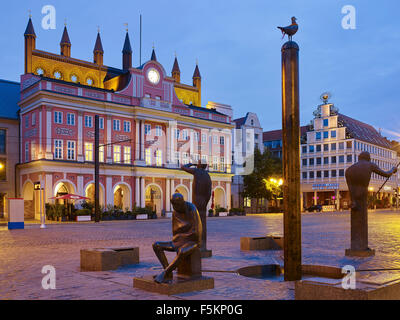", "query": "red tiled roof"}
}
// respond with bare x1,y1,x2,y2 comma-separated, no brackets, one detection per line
338,113,392,149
